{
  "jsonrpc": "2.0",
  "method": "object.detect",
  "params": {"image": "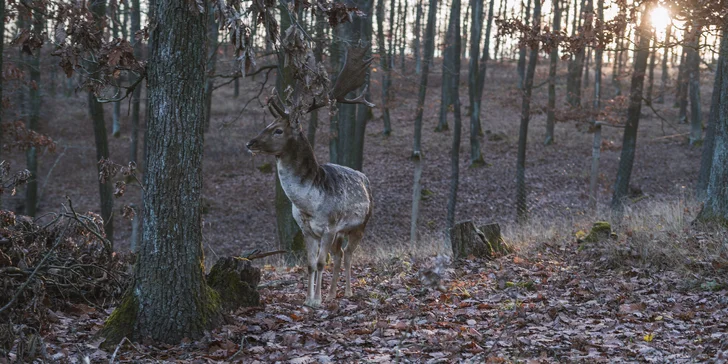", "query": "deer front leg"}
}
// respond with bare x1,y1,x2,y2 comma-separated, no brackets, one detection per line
326,236,345,301
304,234,320,308
314,231,336,304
